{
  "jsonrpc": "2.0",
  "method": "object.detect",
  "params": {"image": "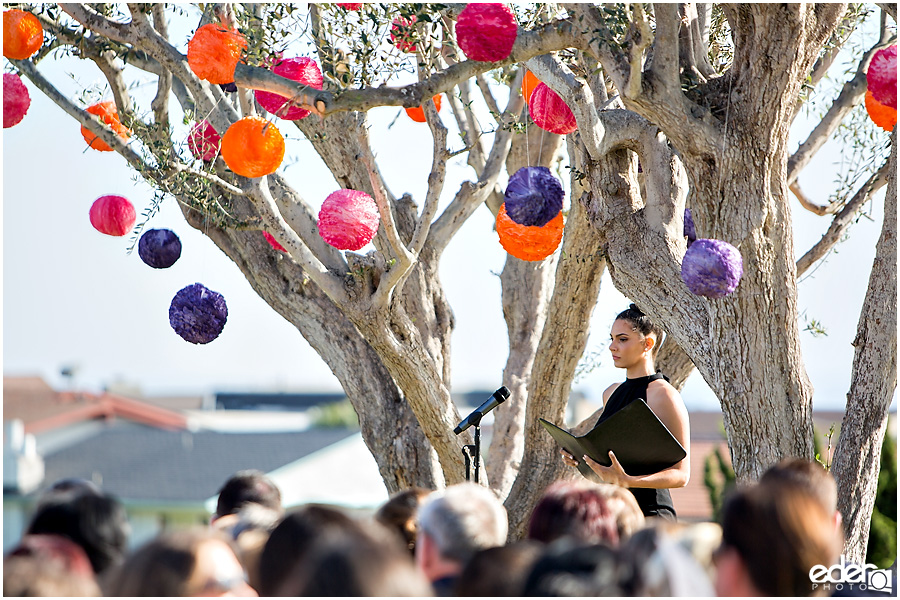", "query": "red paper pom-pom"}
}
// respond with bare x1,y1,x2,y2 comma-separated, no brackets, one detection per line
188,120,221,162
80,101,131,152
187,24,247,84
3,9,42,60
867,45,897,110
455,3,517,63
317,189,380,251
865,90,897,132
405,95,442,123
522,70,540,103
390,16,418,53
4,73,30,128
89,195,136,237
255,57,324,121
263,231,287,252
337,3,363,9
496,203,563,261
528,83,577,135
